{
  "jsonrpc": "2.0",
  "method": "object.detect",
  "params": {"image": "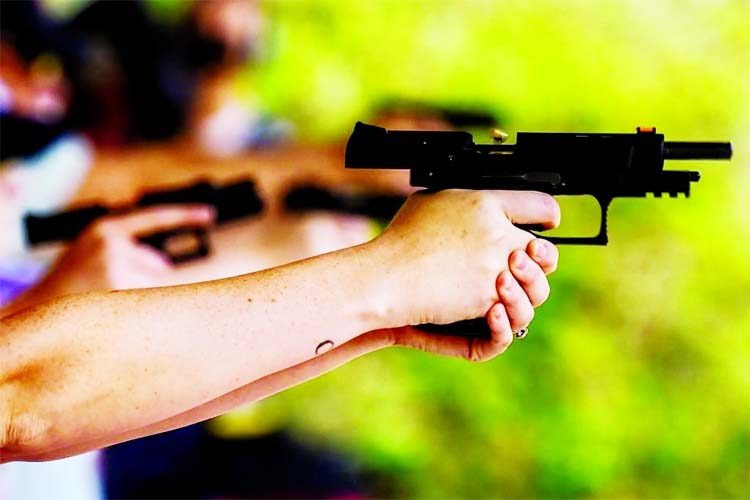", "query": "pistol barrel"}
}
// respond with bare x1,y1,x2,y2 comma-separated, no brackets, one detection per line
664,141,732,160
